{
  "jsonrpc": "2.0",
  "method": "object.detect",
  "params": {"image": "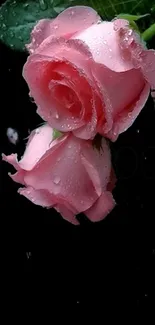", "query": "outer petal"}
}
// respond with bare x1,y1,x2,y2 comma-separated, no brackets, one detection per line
24,135,99,212
19,124,53,171
140,50,155,89
2,153,25,184
55,203,79,225
114,19,155,88
85,191,116,222
2,153,19,170
27,6,101,53
18,186,54,207
73,22,133,72
106,82,150,140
